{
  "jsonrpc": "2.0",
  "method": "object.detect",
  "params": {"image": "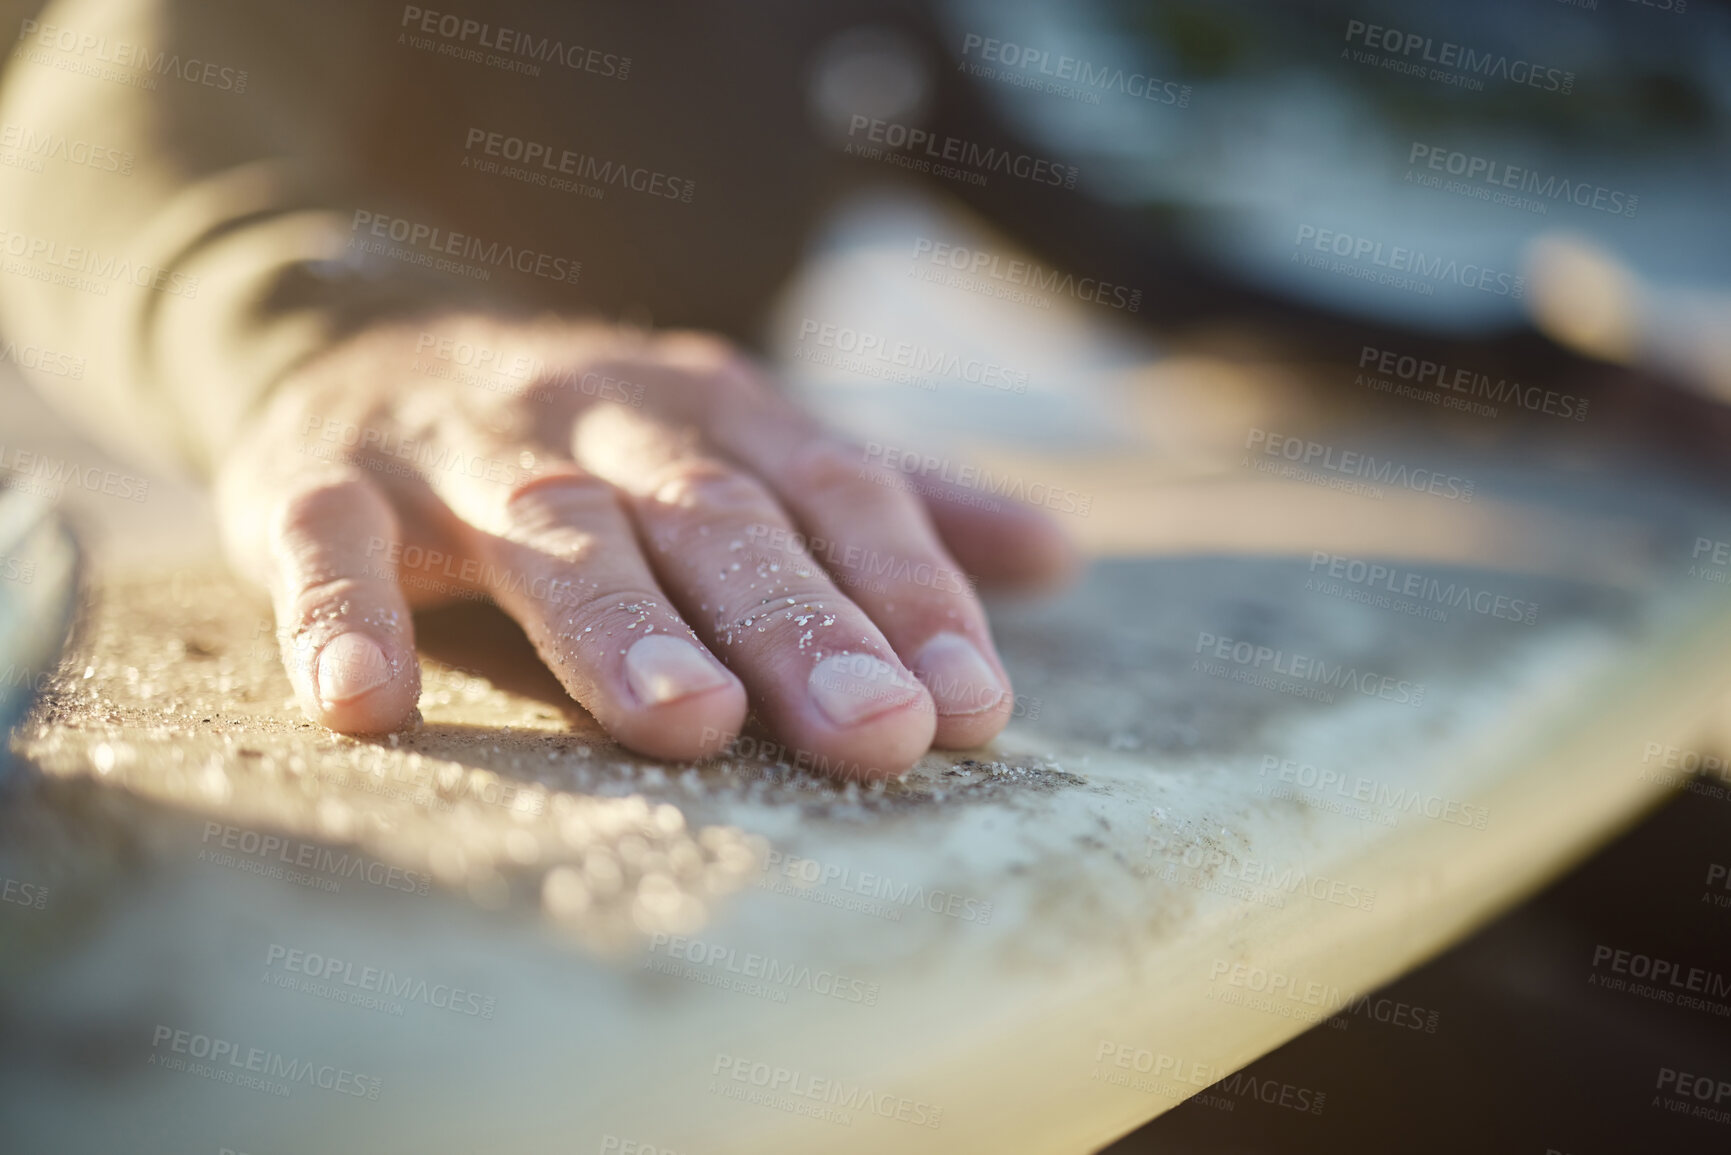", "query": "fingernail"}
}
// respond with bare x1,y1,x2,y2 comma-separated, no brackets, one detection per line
808,652,923,727
625,635,729,706
914,632,1008,716
316,633,392,704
